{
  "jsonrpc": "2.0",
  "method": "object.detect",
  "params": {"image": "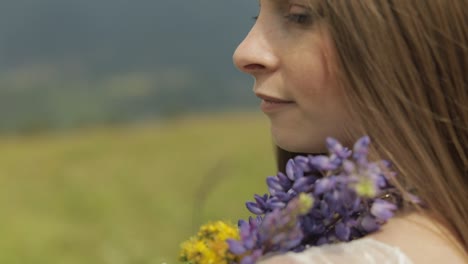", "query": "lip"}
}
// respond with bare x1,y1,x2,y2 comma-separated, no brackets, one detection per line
256,93,295,113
